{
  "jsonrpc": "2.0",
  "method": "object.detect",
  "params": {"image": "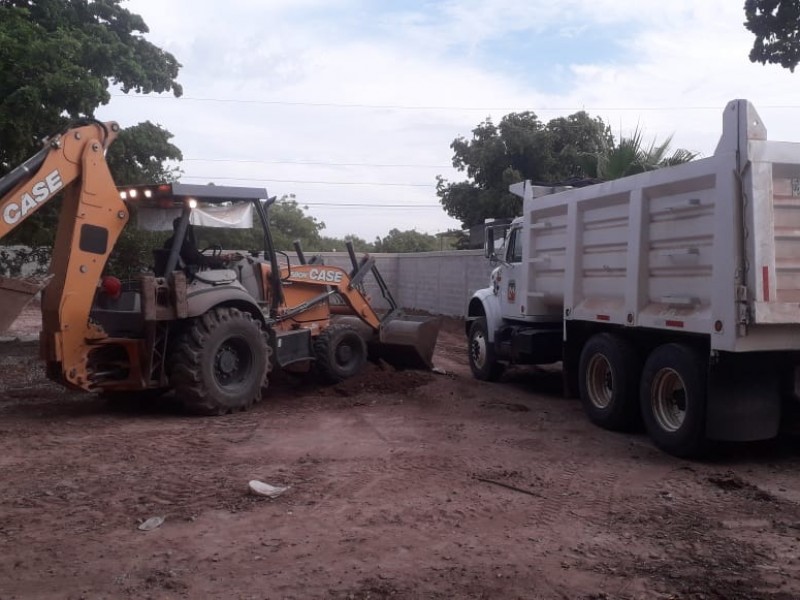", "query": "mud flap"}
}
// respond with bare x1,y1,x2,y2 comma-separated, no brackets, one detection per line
706,353,781,442
0,275,52,334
